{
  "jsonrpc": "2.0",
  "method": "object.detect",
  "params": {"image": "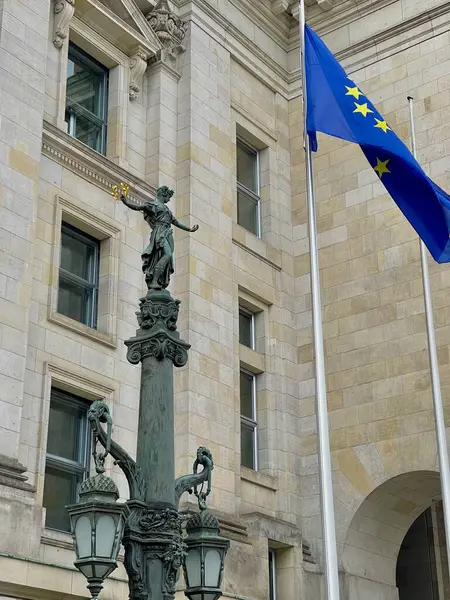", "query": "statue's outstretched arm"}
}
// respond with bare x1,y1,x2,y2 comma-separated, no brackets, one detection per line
172,217,199,233
121,196,145,211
